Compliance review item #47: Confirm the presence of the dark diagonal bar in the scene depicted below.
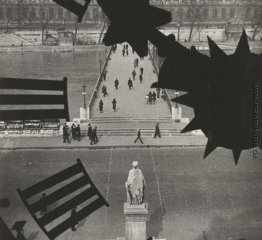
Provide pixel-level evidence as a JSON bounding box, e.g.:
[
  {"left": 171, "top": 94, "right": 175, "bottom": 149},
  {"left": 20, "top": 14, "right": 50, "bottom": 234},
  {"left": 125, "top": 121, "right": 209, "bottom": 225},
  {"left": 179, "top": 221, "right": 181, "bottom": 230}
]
[
  {"left": 30, "top": 176, "right": 89, "bottom": 213},
  {"left": 48, "top": 198, "right": 105, "bottom": 239},
  {"left": 0, "top": 95, "right": 64, "bottom": 105},
  {"left": 38, "top": 187, "right": 97, "bottom": 226},
  {"left": 20, "top": 163, "right": 82, "bottom": 199}
]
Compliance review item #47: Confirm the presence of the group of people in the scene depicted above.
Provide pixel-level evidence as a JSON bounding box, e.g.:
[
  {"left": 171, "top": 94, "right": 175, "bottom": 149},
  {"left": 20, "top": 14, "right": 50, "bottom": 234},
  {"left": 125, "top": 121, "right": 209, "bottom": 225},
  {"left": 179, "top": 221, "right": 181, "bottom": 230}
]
[
  {"left": 122, "top": 44, "right": 129, "bottom": 56},
  {"left": 146, "top": 91, "right": 157, "bottom": 104},
  {"left": 112, "top": 44, "right": 117, "bottom": 53},
  {"left": 134, "top": 123, "right": 161, "bottom": 144},
  {"left": 63, "top": 123, "right": 99, "bottom": 145},
  {"left": 101, "top": 84, "right": 108, "bottom": 97},
  {"left": 63, "top": 123, "right": 81, "bottom": 143},
  {"left": 97, "top": 43, "right": 147, "bottom": 114},
  {"left": 99, "top": 98, "right": 117, "bottom": 113},
  {"left": 88, "top": 123, "right": 99, "bottom": 145}
]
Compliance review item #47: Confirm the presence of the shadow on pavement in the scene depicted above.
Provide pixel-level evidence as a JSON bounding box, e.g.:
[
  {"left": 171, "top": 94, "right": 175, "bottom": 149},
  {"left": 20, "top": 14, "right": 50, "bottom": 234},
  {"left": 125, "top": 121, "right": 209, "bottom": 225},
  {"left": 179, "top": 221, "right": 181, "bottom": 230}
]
[
  {"left": 146, "top": 207, "right": 164, "bottom": 239},
  {"left": 27, "top": 231, "right": 39, "bottom": 240}
]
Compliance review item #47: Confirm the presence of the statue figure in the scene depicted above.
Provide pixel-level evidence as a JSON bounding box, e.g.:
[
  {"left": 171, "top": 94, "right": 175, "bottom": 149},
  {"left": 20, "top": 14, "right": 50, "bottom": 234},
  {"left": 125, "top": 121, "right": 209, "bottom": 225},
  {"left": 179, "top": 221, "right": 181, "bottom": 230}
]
[{"left": 125, "top": 161, "right": 146, "bottom": 205}]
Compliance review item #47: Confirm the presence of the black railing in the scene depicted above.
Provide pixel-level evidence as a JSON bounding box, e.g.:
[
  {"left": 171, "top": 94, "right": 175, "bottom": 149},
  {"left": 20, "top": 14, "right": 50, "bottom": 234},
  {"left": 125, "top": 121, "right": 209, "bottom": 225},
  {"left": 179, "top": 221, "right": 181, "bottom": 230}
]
[
  {"left": 87, "top": 46, "right": 113, "bottom": 118},
  {"left": 148, "top": 45, "right": 173, "bottom": 114}
]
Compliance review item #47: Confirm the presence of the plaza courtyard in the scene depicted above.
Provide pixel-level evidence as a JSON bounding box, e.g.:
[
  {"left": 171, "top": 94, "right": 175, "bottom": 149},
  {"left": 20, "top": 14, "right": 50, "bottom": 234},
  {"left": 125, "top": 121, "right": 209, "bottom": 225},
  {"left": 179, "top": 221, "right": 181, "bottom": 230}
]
[{"left": 0, "top": 147, "right": 261, "bottom": 240}]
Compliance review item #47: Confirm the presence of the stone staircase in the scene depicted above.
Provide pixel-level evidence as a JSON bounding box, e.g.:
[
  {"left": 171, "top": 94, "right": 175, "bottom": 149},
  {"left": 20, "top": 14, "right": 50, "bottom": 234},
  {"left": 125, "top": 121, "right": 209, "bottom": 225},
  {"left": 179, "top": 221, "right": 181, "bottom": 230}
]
[
  {"left": 89, "top": 117, "right": 173, "bottom": 123},
  {"left": 0, "top": 34, "right": 34, "bottom": 46}
]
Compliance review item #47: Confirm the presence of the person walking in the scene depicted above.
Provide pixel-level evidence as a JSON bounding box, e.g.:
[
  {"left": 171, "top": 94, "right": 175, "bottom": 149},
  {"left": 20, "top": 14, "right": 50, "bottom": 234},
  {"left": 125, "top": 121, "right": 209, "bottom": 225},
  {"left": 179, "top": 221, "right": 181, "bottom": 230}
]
[
  {"left": 128, "top": 78, "right": 133, "bottom": 90},
  {"left": 87, "top": 123, "right": 92, "bottom": 140},
  {"left": 102, "top": 84, "right": 107, "bottom": 97},
  {"left": 154, "top": 123, "right": 161, "bottom": 138},
  {"left": 126, "top": 49, "right": 129, "bottom": 56},
  {"left": 91, "top": 126, "right": 98, "bottom": 145},
  {"left": 152, "top": 91, "right": 156, "bottom": 103},
  {"left": 103, "top": 70, "right": 107, "bottom": 81},
  {"left": 139, "top": 74, "right": 143, "bottom": 83},
  {"left": 71, "top": 206, "right": 78, "bottom": 231},
  {"left": 114, "top": 78, "right": 119, "bottom": 90},
  {"left": 76, "top": 124, "right": 81, "bottom": 141},
  {"left": 99, "top": 100, "right": 104, "bottom": 113},
  {"left": 134, "top": 129, "right": 143, "bottom": 144},
  {"left": 112, "top": 98, "right": 117, "bottom": 112},
  {"left": 135, "top": 58, "right": 139, "bottom": 67},
  {"left": 140, "top": 67, "right": 144, "bottom": 75},
  {"left": 122, "top": 48, "right": 125, "bottom": 57},
  {"left": 148, "top": 91, "right": 152, "bottom": 104},
  {"left": 132, "top": 69, "right": 136, "bottom": 80},
  {"left": 63, "top": 123, "right": 70, "bottom": 143},
  {"left": 71, "top": 123, "right": 76, "bottom": 140}
]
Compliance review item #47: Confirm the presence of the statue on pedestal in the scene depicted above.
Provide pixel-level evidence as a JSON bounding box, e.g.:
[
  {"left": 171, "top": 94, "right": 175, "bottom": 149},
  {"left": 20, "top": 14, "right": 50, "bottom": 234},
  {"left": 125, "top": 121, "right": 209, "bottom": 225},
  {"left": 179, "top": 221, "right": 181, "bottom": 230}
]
[{"left": 125, "top": 161, "right": 146, "bottom": 205}]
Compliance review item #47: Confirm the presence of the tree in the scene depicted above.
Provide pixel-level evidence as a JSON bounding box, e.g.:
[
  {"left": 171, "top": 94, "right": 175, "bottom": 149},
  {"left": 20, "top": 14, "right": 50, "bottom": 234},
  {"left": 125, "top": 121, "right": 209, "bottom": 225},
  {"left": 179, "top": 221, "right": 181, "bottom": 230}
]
[
  {"left": 251, "top": 7, "right": 262, "bottom": 41},
  {"left": 39, "top": 6, "right": 52, "bottom": 45},
  {"left": 187, "top": 0, "right": 202, "bottom": 42}
]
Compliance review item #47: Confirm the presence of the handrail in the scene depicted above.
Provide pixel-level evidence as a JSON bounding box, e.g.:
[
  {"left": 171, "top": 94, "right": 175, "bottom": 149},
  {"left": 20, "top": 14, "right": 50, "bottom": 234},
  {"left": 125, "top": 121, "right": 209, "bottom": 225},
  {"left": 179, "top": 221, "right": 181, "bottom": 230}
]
[
  {"left": 148, "top": 46, "right": 173, "bottom": 114},
  {"left": 87, "top": 45, "right": 113, "bottom": 118}
]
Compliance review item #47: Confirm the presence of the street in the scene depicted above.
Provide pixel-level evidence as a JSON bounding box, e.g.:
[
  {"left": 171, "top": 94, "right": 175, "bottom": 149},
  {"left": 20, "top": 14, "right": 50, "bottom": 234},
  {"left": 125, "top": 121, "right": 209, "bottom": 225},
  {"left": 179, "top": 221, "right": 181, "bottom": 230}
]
[{"left": 0, "top": 147, "right": 261, "bottom": 240}]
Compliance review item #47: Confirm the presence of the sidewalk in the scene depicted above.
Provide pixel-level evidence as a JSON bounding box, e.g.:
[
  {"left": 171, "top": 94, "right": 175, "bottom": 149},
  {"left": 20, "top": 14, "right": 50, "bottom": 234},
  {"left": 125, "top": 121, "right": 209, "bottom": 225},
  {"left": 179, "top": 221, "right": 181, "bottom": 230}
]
[{"left": 0, "top": 135, "right": 207, "bottom": 150}]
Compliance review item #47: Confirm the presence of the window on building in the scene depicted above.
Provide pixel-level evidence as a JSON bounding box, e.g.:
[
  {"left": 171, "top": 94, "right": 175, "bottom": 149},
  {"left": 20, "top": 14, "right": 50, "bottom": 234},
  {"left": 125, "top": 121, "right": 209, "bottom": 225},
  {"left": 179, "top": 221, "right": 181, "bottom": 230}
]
[
  {"left": 58, "top": 8, "right": 63, "bottom": 19},
  {"left": 203, "top": 8, "right": 208, "bottom": 19},
  {"left": 0, "top": 8, "right": 3, "bottom": 20},
  {"left": 22, "top": 6, "right": 27, "bottom": 20},
  {"left": 66, "top": 10, "right": 71, "bottom": 20},
  {"left": 7, "top": 7, "right": 12, "bottom": 20},
  {"left": 178, "top": 8, "right": 184, "bottom": 22},
  {"left": 186, "top": 8, "right": 191, "bottom": 20},
  {"left": 221, "top": 8, "right": 226, "bottom": 19},
  {"left": 49, "top": 7, "right": 54, "bottom": 19},
  {"left": 230, "top": 8, "right": 235, "bottom": 18},
  {"left": 213, "top": 7, "right": 217, "bottom": 19},
  {"left": 29, "top": 7, "right": 36, "bottom": 21}
]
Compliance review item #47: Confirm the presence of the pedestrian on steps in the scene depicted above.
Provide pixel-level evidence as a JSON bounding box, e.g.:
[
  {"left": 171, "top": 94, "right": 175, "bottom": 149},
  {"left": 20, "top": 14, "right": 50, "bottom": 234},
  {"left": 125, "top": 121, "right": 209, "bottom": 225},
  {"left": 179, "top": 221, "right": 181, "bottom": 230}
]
[
  {"left": 112, "top": 98, "right": 117, "bottom": 112},
  {"left": 134, "top": 129, "right": 143, "bottom": 144},
  {"left": 99, "top": 100, "right": 104, "bottom": 113},
  {"left": 115, "top": 78, "right": 119, "bottom": 90},
  {"left": 154, "top": 123, "right": 161, "bottom": 138}
]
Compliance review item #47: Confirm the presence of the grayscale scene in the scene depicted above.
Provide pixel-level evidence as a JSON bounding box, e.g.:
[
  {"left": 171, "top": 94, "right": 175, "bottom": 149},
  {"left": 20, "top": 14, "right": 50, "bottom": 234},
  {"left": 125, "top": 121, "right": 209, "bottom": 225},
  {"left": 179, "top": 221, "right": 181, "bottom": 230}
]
[{"left": 0, "top": 1, "right": 261, "bottom": 240}]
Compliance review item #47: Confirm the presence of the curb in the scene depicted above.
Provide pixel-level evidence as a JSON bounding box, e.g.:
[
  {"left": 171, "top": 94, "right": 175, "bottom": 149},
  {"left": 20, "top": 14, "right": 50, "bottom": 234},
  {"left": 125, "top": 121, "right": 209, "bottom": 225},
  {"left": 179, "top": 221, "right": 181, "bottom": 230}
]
[{"left": 0, "top": 144, "right": 206, "bottom": 151}]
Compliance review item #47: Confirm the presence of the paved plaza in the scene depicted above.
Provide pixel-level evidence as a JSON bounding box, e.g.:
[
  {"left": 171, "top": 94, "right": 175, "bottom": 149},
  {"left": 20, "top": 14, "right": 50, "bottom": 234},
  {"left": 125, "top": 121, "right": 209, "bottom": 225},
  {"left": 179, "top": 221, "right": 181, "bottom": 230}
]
[
  {"left": 91, "top": 44, "right": 171, "bottom": 119},
  {"left": 0, "top": 148, "right": 261, "bottom": 240}
]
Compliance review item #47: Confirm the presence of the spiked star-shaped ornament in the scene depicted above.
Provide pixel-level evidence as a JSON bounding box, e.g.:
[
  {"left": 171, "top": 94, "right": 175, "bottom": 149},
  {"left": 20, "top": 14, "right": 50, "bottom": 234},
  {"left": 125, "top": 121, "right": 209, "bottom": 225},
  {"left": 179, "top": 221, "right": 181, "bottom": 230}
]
[
  {"left": 97, "top": 0, "right": 171, "bottom": 57},
  {"left": 152, "top": 31, "right": 261, "bottom": 164}
]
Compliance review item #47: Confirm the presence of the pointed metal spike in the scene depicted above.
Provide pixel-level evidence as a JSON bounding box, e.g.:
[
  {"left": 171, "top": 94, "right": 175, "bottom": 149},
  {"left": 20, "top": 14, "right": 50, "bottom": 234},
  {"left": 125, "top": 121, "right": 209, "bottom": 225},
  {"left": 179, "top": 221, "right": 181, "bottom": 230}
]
[
  {"left": 207, "top": 36, "right": 227, "bottom": 58},
  {"left": 181, "top": 118, "right": 201, "bottom": 133},
  {"left": 234, "top": 31, "right": 250, "bottom": 56},
  {"left": 173, "top": 94, "right": 194, "bottom": 107},
  {"left": 203, "top": 140, "right": 217, "bottom": 159},
  {"left": 232, "top": 149, "right": 242, "bottom": 165}
]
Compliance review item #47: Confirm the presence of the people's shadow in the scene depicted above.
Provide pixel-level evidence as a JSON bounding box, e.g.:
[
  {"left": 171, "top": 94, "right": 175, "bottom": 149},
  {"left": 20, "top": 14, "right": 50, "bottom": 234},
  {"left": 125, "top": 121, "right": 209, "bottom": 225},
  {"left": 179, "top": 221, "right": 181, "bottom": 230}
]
[
  {"left": 78, "top": 217, "right": 88, "bottom": 228},
  {"left": 146, "top": 207, "right": 165, "bottom": 239},
  {"left": 27, "top": 231, "right": 40, "bottom": 240}
]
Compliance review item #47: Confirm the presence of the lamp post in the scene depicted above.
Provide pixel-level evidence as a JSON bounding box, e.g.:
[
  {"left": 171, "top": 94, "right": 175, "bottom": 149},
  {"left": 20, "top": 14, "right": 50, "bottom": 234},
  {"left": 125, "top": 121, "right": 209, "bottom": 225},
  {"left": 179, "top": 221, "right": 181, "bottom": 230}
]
[
  {"left": 177, "top": 23, "right": 181, "bottom": 42},
  {"left": 82, "top": 83, "right": 87, "bottom": 109},
  {"left": 175, "top": 91, "right": 179, "bottom": 108}
]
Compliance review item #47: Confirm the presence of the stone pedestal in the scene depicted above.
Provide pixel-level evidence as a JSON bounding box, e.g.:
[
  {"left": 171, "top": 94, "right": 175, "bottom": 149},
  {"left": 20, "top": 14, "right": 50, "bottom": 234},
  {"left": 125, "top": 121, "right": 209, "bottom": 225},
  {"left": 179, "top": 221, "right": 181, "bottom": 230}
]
[
  {"left": 124, "top": 202, "right": 148, "bottom": 240},
  {"left": 172, "top": 106, "right": 182, "bottom": 121},
  {"left": 80, "top": 107, "right": 88, "bottom": 120}
]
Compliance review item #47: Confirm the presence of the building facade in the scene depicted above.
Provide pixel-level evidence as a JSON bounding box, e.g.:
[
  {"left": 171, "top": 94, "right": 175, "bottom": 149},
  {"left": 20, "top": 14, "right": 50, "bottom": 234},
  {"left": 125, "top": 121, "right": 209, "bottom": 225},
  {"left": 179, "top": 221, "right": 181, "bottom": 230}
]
[{"left": 0, "top": 0, "right": 261, "bottom": 30}]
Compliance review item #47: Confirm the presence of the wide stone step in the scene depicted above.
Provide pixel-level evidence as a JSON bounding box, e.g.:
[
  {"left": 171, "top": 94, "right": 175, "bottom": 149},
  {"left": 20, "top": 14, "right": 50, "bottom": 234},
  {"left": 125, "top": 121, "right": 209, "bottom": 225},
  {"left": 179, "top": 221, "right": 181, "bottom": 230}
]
[
  {"left": 81, "top": 128, "right": 190, "bottom": 136},
  {"left": 90, "top": 117, "right": 173, "bottom": 123}
]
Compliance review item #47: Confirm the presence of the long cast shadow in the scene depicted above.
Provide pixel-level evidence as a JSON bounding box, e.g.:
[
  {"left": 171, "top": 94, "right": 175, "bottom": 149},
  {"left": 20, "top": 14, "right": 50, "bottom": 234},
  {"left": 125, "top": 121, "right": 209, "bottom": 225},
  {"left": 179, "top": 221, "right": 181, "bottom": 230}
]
[{"left": 146, "top": 207, "right": 165, "bottom": 239}]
